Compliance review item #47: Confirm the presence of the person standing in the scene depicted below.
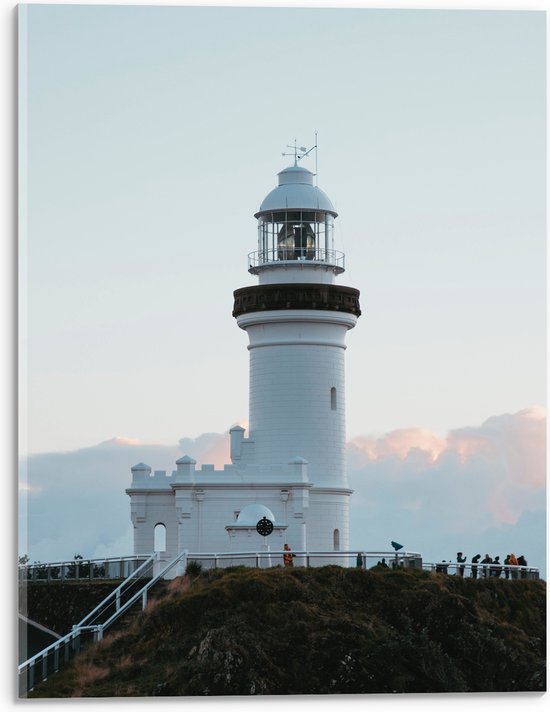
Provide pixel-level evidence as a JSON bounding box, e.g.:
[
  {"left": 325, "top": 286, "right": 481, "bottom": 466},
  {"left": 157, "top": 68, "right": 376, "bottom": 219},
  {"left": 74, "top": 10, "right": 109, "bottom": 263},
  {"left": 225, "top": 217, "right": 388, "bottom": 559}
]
[
  {"left": 517, "top": 554, "right": 528, "bottom": 579},
  {"left": 509, "top": 553, "right": 519, "bottom": 579},
  {"left": 471, "top": 553, "right": 481, "bottom": 579},
  {"left": 481, "top": 554, "right": 492, "bottom": 578},
  {"left": 283, "top": 544, "right": 295, "bottom": 568},
  {"left": 457, "top": 552, "right": 467, "bottom": 577},
  {"left": 504, "top": 554, "right": 511, "bottom": 579}
]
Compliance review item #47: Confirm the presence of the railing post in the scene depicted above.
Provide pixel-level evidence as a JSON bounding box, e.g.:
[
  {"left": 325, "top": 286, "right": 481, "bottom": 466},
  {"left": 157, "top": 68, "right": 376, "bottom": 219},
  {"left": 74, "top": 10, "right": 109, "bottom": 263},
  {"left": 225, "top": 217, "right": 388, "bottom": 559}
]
[
  {"left": 116, "top": 589, "right": 121, "bottom": 611},
  {"left": 142, "top": 589, "right": 148, "bottom": 610},
  {"left": 53, "top": 645, "right": 60, "bottom": 673},
  {"left": 41, "top": 652, "right": 48, "bottom": 682},
  {"left": 181, "top": 550, "right": 188, "bottom": 577}
]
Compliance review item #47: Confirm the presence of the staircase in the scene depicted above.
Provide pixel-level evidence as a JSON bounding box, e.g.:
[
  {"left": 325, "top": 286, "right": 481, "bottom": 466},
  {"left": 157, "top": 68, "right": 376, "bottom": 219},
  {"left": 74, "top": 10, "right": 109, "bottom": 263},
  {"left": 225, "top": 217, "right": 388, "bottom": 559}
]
[{"left": 18, "top": 550, "right": 189, "bottom": 696}]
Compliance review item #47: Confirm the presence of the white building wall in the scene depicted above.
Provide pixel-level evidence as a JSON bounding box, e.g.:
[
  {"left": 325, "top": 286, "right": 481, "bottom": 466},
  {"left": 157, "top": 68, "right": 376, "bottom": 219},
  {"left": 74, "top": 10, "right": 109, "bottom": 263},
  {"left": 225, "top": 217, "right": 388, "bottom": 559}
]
[
  {"left": 307, "top": 490, "right": 350, "bottom": 552},
  {"left": 163, "top": 477, "right": 310, "bottom": 553},
  {"left": 239, "top": 310, "right": 356, "bottom": 489},
  {"left": 128, "top": 479, "right": 350, "bottom": 564},
  {"left": 130, "top": 492, "right": 178, "bottom": 560}
]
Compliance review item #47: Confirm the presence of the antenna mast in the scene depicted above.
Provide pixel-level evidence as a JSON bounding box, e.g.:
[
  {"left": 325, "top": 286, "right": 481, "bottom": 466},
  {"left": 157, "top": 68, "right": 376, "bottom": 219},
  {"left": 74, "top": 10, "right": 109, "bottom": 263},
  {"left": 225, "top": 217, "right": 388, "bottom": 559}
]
[{"left": 314, "top": 130, "right": 318, "bottom": 185}]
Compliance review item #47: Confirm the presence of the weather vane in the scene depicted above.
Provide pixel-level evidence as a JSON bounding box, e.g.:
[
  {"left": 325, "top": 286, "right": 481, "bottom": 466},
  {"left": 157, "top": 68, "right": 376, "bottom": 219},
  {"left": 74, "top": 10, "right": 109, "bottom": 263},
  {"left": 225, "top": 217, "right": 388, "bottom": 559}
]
[{"left": 281, "top": 132, "right": 319, "bottom": 179}]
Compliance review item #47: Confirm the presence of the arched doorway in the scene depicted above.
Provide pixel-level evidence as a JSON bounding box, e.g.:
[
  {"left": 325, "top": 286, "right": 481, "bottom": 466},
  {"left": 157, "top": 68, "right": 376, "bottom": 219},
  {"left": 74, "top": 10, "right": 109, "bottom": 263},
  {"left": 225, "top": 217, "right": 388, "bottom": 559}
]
[{"left": 154, "top": 523, "right": 167, "bottom": 553}]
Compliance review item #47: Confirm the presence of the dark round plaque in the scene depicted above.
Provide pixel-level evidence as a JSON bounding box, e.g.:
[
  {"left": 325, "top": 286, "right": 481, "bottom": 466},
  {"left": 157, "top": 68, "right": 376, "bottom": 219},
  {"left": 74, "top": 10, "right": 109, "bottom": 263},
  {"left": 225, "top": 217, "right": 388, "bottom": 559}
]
[{"left": 256, "top": 516, "right": 274, "bottom": 537}]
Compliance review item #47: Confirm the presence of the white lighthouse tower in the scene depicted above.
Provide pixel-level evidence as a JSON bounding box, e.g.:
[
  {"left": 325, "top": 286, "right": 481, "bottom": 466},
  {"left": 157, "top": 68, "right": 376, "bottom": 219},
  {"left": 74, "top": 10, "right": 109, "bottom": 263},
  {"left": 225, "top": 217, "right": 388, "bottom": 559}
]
[
  {"left": 126, "top": 149, "right": 361, "bottom": 561},
  {"left": 232, "top": 154, "right": 361, "bottom": 551}
]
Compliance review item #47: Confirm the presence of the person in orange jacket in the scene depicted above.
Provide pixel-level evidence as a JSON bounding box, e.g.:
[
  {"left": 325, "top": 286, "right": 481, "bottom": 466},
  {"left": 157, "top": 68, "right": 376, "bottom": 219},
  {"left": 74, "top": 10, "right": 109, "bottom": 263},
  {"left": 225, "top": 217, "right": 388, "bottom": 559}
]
[
  {"left": 508, "top": 553, "right": 519, "bottom": 579},
  {"left": 283, "top": 543, "right": 295, "bottom": 568}
]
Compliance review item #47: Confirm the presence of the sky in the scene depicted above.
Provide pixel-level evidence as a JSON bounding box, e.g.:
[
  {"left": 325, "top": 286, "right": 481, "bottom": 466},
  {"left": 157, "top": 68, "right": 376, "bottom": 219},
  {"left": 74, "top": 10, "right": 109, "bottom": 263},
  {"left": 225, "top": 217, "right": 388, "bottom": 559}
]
[{"left": 17, "top": 3, "right": 546, "bottom": 575}]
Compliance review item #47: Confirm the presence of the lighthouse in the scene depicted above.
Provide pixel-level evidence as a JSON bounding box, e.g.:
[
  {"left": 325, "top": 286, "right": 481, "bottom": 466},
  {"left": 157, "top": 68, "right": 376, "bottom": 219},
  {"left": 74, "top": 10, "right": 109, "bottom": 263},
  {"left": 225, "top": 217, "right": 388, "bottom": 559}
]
[
  {"left": 127, "top": 150, "right": 361, "bottom": 561},
  {"left": 232, "top": 157, "right": 361, "bottom": 550}
]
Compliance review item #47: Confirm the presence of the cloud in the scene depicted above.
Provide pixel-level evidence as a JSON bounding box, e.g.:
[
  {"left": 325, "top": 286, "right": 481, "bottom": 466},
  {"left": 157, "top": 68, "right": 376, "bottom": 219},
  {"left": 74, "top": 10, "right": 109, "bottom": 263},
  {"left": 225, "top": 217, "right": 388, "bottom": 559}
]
[
  {"left": 348, "top": 407, "right": 546, "bottom": 575},
  {"left": 19, "top": 410, "right": 546, "bottom": 576},
  {"left": 349, "top": 428, "right": 446, "bottom": 464},
  {"left": 178, "top": 432, "right": 230, "bottom": 469},
  {"left": 19, "top": 431, "right": 231, "bottom": 563},
  {"left": 348, "top": 407, "right": 546, "bottom": 525}
]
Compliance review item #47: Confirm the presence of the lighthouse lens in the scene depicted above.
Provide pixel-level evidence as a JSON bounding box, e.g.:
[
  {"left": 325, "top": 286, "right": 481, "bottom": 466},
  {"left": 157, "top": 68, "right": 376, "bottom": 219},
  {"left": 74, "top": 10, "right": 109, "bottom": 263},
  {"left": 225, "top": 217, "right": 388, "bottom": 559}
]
[{"left": 277, "top": 221, "right": 315, "bottom": 261}]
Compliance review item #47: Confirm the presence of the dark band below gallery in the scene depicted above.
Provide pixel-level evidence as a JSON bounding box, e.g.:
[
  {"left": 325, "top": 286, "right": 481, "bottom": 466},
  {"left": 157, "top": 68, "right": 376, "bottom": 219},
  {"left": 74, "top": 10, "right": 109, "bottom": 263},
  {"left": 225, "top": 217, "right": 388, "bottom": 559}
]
[{"left": 232, "top": 283, "right": 361, "bottom": 318}]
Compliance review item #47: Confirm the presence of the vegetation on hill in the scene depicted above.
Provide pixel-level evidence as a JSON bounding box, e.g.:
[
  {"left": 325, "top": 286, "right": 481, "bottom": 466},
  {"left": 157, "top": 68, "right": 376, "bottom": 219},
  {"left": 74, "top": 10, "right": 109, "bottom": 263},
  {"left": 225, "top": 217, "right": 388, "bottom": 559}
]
[
  {"left": 21, "top": 581, "right": 123, "bottom": 636},
  {"left": 28, "top": 566, "right": 546, "bottom": 697}
]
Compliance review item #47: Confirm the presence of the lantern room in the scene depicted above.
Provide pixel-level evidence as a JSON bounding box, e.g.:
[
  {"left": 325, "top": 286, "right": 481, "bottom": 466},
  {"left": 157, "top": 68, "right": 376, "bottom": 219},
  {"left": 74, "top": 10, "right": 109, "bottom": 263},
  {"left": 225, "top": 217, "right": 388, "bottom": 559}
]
[{"left": 250, "top": 164, "right": 345, "bottom": 275}]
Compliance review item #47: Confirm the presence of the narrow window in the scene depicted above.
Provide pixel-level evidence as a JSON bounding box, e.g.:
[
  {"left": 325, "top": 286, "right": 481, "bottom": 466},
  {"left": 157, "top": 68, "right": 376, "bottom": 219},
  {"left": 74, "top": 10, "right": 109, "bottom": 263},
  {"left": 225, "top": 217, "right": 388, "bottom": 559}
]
[
  {"left": 330, "top": 387, "right": 337, "bottom": 410},
  {"left": 333, "top": 529, "right": 340, "bottom": 551},
  {"left": 154, "top": 523, "right": 167, "bottom": 553}
]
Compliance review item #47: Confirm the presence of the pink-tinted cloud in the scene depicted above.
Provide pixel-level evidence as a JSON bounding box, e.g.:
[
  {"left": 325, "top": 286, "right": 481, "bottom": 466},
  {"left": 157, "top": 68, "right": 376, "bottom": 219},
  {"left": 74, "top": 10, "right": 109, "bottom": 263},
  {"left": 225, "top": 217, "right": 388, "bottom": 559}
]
[
  {"left": 349, "top": 428, "right": 446, "bottom": 464},
  {"left": 348, "top": 407, "right": 546, "bottom": 527}
]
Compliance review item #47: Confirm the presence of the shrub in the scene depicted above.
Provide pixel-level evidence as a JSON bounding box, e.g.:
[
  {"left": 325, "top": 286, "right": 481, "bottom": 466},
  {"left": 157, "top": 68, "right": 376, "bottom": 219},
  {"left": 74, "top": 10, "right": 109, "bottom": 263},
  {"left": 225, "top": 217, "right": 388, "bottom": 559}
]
[{"left": 185, "top": 560, "right": 203, "bottom": 578}]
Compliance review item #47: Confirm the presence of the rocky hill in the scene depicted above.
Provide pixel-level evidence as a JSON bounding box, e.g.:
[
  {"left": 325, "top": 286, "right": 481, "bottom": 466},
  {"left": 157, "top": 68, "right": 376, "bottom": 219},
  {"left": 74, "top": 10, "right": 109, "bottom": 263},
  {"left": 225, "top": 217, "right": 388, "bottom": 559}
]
[{"left": 27, "top": 565, "right": 546, "bottom": 697}]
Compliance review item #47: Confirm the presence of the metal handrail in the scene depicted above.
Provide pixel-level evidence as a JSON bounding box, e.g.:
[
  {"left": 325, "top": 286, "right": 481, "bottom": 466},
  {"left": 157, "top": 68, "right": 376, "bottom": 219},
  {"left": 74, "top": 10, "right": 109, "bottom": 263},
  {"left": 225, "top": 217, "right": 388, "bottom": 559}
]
[
  {"left": 184, "top": 549, "right": 421, "bottom": 563},
  {"left": 19, "top": 555, "right": 151, "bottom": 582},
  {"left": 181, "top": 550, "right": 539, "bottom": 578},
  {"left": 18, "top": 553, "right": 159, "bottom": 694},
  {"left": 75, "top": 553, "right": 156, "bottom": 628},
  {"left": 426, "top": 561, "right": 538, "bottom": 577},
  {"left": 248, "top": 247, "right": 345, "bottom": 269},
  {"left": 20, "top": 554, "right": 148, "bottom": 570},
  {"left": 96, "top": 549, "right": 190, "bottom": 637}
]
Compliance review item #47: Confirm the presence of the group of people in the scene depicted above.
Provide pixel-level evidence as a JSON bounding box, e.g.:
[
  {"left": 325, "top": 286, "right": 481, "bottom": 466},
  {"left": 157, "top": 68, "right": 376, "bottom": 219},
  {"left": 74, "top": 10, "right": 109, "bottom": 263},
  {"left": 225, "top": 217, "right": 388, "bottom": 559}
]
[
  {"left": 358, "top": 555, "right": 399, "bottom": 569},
  {"left": 284, "top": 546, "right": 529, "bottom": 577},
  {"left": 457, "top": 551, "right": 529, "bottom": 579}
]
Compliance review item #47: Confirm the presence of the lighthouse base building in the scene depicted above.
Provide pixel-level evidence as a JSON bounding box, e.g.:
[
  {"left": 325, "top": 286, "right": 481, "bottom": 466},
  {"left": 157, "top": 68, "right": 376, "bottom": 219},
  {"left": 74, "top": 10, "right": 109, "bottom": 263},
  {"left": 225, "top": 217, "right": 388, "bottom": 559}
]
[
  {"left": 128, "top": 444, "right": 351, "bottom": 562},
  {"left": 127, "top": 154, "right": 361, "bottom": 566}
]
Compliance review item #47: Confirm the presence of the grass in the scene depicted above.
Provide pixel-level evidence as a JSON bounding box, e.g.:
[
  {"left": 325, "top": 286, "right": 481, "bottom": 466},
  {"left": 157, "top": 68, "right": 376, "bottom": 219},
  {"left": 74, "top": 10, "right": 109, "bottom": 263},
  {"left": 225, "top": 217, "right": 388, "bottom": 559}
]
[{"left": 26, "top": 566, "right": 546, "bottom": 697}]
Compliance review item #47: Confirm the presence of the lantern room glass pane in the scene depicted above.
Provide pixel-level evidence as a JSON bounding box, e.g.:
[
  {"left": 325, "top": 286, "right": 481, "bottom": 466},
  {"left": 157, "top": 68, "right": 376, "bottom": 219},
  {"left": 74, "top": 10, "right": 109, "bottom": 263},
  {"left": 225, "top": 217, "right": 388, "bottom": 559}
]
[{"left": 258, "top": 210, "right": 336, "bottom": 263}]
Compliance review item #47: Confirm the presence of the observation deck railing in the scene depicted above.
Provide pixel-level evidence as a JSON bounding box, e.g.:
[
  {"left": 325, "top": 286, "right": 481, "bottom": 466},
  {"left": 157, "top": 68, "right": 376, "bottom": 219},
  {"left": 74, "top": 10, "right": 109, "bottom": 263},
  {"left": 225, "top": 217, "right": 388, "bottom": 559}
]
[
  {"left": 18, "top": 555, "right": 151, "bottom": 583},
  {"left": 19, "top": 551, "right": 540, "bottom": 582},
  {"left": 248, "top": 247, "right": 345, "bottom": 271},
  {"left": 179, "top": 550, "right": 540, "bottom": 580}
]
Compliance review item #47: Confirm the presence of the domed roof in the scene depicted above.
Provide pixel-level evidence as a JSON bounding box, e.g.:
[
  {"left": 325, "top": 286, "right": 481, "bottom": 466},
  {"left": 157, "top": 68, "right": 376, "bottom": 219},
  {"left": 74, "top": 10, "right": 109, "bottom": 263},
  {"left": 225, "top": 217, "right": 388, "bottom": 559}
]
[
  {"left": 236, "top": 503, "right": 275, "bottom": 525},
  {"left": 131, "top": 462, "right": 151, "bottom": 472},
  {"left": 256, "top": 164, "right": 337, "bottom": 216}
]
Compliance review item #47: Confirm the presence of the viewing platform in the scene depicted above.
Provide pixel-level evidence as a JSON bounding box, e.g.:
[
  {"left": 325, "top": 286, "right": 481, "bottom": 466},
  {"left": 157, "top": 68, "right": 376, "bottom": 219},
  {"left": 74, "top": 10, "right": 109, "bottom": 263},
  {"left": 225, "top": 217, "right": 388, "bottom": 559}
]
[{"left": 19, "top": 551, "right": 541, "bottom": 582}]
